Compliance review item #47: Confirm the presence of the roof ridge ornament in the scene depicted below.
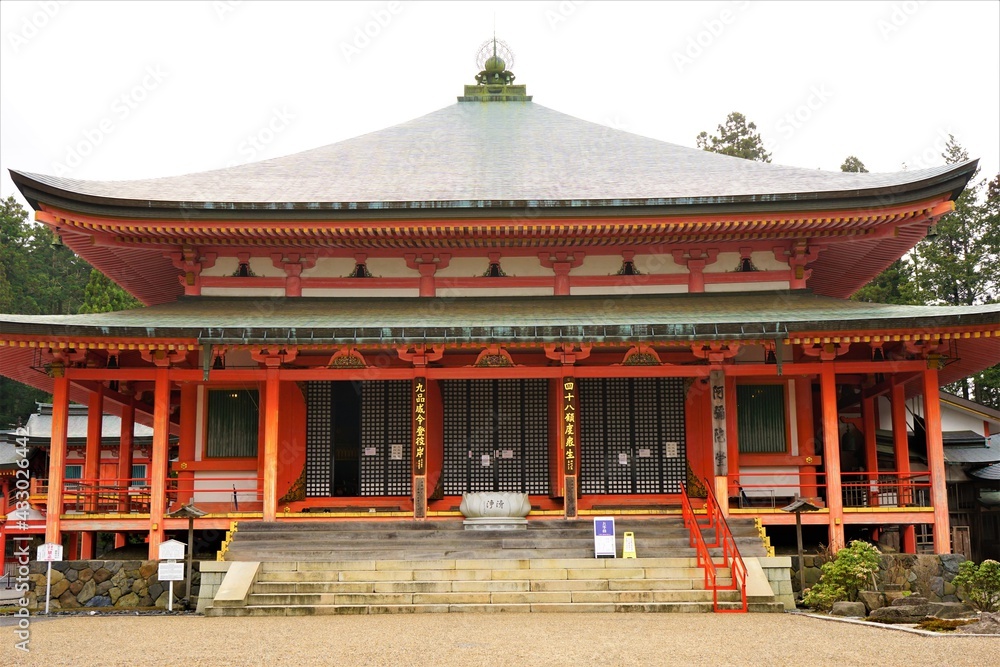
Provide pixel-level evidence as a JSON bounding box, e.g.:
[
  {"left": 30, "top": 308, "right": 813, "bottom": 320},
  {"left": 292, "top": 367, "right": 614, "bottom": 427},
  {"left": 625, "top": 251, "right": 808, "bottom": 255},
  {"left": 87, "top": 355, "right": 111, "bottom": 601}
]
[{"left": 460, "top": 37, "right": 532, "bottom": 103}]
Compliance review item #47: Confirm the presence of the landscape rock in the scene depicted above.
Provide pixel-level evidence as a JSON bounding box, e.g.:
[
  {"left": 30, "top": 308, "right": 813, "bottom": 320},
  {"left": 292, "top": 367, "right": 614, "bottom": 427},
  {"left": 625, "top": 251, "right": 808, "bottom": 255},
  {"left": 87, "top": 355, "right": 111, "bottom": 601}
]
[
  {"left": 93, "top": 568, "right": 112, "bottom": 584},
  {"left": 858, "top": 591, "right": 885, "bottom": 613},
  {"left": 869, "top": 602, "right": 932, "bottom": 623},
  {"left": 49, "top": 578, "right": 70, "bottom": 599},
  {"left": 928, "top": 602, "right": 976, "bottom": 619},
  {"left": 957, "top": 612, "right": 1000, "bottom": 635},
  {"left": 77, "top": 578, "right": 96, "bottom": 604},
  {"left": 78, "top": 568, "right": 94, "bottom": 583},
  {"left": 116, "top": 592, "right": 140, "bottom": 608},
  {"left": 831, "top": 601, "right": 866, "bottom": 617}
]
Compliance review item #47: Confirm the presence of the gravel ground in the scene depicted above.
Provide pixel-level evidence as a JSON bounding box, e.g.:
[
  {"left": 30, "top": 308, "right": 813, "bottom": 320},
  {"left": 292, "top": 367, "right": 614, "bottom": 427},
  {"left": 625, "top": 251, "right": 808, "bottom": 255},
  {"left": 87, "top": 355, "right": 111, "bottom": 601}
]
[{"left": 2, "top": 612, "right": 998, "bottom": 667}]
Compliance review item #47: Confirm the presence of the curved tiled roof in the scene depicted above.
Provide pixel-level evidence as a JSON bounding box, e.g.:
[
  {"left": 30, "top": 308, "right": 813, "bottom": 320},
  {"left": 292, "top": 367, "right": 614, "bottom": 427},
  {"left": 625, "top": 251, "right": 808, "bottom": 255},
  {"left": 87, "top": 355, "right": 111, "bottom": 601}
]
[{"left": 11, "top": 102, "right": 978, "bottom": 211}]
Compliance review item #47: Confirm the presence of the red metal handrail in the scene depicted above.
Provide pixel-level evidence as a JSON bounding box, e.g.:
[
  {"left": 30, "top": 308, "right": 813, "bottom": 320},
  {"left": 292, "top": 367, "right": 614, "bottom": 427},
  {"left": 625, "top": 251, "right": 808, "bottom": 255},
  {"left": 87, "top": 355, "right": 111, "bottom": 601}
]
[
  {"left": 701, "top": 478, "right": 748, "bottom": 613},
  {"left": 679, "top": 482, "right": 719, "bottom": 609}
]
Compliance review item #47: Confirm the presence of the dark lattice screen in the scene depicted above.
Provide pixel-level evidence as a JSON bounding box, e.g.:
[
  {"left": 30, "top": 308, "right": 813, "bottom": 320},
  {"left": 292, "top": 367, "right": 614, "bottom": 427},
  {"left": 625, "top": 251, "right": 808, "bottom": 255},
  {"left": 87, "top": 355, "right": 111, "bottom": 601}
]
[
  {"left": 442, "top": 379, "right": 549, "bottom": 495},
  {"left": 305, "top": 382, "right": 334, "bottom": 497},
  {"left": 360, "top": 381, "right": 412, "bottom": 496},
  {"left": 306, "top": 381, "right": 411, "bottom": 497},
  {"left": 579, "top": 378, "right": 687, "bottom": 494}
]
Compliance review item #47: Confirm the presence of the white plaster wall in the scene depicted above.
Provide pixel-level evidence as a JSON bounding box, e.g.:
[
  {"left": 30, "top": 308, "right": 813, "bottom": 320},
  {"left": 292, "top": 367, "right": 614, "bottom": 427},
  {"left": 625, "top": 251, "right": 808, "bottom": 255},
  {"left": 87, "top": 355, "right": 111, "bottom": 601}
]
[
  {"left": 705, "top": 281, "right": 790, "bottom": 292},
  {"left": 738, "top": 466, "right": 800, "bottom": 500},
  {"left": 436, "top": 257, "right": 490, "bottom": 277},
  {"left": 877, "top": 395, "right": 993, "bottom": 436},
  {"left": 202, "top": 257, "right": 238, "bottom": 277},
  {"left": 637, "top": 253, "right": 685, "bottom": 275},
  {"left": 301, "top": 257, "right": 357, "bottom": 279},
  {"left": 365, "top": 257, "right": 416, "bottom": 277},
  {"left": 436, "top": 286, "right": 553, "bottom": 298},
  {"left": 576, "top": 254, "right": 625, "bottom": 276},
  {"left": 192, "top": 470, "right": 258, "bottom": 505},
  {"left": 201, "top": 287, "right": 286, "bottom": 298},
  {"left": 570, "top": 283, "right": 688, "bottom": 296},
  {"left": 301, "top": 287, "right": 420, "bottom": 297},
  {"left": 704, "top": 252, "right": 742, "bottom": 274}
]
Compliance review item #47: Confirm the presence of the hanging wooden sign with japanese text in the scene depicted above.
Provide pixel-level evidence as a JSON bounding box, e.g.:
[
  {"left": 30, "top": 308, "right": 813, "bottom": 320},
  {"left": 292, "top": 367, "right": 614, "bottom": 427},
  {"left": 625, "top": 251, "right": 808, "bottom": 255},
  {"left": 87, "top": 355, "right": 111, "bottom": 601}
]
[
  {"left": 413, "top": 378, "right": 427, "bottom": 475},
  {"left": 563, "top": 377, "right": 577, "bottom": 475},
  {"left": 710, "top": 370, "right": 728, "bottom": 476}
]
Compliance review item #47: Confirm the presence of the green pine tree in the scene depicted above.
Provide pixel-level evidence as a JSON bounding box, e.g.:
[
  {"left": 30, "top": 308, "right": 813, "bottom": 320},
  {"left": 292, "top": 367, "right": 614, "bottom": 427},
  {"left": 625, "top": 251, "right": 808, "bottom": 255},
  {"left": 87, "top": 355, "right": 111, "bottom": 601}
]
[{"left": 696, "top": 112, "right": 772, "bottom": 162}]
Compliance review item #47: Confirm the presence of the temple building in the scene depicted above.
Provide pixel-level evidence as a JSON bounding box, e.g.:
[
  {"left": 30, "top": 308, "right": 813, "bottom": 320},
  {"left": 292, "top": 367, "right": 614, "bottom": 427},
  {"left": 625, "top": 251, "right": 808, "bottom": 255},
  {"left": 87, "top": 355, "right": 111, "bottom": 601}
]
[{"left": 2, "top": 46, "right": 998, "bottom": 566}]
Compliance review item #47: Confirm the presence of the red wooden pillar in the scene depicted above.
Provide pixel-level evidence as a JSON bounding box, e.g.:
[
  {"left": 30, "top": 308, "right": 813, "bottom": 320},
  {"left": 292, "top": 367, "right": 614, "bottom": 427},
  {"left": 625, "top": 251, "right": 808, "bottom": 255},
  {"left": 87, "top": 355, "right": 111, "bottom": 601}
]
[
  {"left": 177, "top": 384, "right": 197, "bottom": 505},
  {"left": 795, "top": 376, "right": 818, "bottom": 500},
  {"left": 923, "top": 366, "right": 950, "bottom": 554},
  {"left": 262, "top": 367, "right": 280, "bottom": 522},
  {"left": 80, "top": 386, "right": 104, "bottom": 558},
  {"left": 862, "top": 395, "right": 879, "bottom": 507},
  {"left": 115, "top": 396, "right": 135, "bottom": 548},
  {"left": 148, "top": 365, "right": 170, "bottom": 559},
  {"left": 820, "top": 364, "right": 845, "bottom": 551},
  {"left": 46, "top": 373, "right": 70, "bottom": 546},
  {"left": 890, "top": 378, "right": 915, "bottom": 552}
]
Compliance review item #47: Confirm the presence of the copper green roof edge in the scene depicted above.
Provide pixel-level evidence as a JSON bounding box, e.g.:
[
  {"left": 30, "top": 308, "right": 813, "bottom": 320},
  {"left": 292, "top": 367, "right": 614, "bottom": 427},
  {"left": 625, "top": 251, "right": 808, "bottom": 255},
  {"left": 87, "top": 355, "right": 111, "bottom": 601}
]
[{"left": 1, "top": 293, "right": 997, "bottom": 344}]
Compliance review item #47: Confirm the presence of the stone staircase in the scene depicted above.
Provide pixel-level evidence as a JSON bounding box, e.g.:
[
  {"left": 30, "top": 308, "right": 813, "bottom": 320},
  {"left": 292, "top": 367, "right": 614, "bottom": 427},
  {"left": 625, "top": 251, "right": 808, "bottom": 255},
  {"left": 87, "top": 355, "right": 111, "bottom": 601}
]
[{"left": 205, "top": 518, "right": 784, "bottom": 615}]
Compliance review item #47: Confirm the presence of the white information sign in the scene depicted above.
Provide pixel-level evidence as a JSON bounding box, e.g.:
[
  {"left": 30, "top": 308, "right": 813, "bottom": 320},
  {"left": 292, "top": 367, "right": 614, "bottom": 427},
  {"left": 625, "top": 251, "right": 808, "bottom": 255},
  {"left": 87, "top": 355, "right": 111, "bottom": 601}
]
[
  {"left": 481, "top": 454, "right": 491, "bottom": 467},
  {"left": 158, "top": 539, "right": 185, "bottom": 561},
  {"left": 390, "top": 444, "right": 403, "bottom": 460},
  {"left": 364, "top": 447, "right": 377, "bottom": 456},
  {"left": 593, "top": 517, "right": 616, "bottom": 558},
  {"left": 638, "top": 448, "right": 651, "bottom": 458},
  {"left": 37, "top": 543, "right": 64, "bottom": 562},
  {"left": 158, "top": 562, "right": 185, "bottom": 581},
  {"left": 501, "top": 449, "right": 514, "bottom": 459},
  {"left": 665, "top": 442, "right": 679, "bottom": 458},
  {"left": 618, "top": 452, "right": 628, "bottom": 465}
]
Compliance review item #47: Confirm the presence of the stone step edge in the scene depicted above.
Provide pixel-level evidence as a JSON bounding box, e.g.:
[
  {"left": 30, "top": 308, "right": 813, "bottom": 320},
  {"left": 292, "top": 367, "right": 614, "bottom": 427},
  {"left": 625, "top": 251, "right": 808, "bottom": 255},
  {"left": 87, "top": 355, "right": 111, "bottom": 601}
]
[{"left": 205, "top": 601, "right": 725, "bottom": 615}]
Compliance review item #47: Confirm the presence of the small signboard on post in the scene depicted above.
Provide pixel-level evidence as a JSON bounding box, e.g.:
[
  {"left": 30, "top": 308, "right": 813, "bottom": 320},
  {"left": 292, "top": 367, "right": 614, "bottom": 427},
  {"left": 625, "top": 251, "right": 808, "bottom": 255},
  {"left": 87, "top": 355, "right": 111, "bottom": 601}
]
[
  {"left": 158, "top": 562, "right": 185, "bottom": 581},
  {"left": 593, "top": 516, "right": 616, "bottom": 558},
  {"left": 37, "top": 543, "right": 64, "bottom": 615},
  {"left": 158, "top": 539, "right": 186, "bottom": 611},
  {"left": 158, "top": 539, "right": 185, "bottom": 561},
  {"left": 37, "top": 543, "right": 63, "bottom": 562}
]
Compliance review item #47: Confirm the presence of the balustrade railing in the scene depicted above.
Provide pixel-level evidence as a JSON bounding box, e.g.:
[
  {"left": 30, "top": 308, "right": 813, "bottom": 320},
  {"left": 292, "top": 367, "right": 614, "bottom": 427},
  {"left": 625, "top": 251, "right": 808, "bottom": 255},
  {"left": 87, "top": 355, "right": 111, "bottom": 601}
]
[
  {"left": 734, "top": 470, "right": 932, "bottom": 510},
  {"left": 36, "top": 476, "right": 263, "bottom": 515}
]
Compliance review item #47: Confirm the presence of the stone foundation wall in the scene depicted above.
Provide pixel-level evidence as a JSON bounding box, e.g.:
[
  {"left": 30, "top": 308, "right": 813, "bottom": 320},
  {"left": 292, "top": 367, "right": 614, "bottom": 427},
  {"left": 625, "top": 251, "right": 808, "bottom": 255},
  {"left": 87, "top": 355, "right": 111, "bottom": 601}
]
[
  {"left": 25, "top": 560, "right": 203, "bottom": 611},
  {"left": 757, "top": 556, "right": 796, "bottom": 610},
  {"left": 195, "top": 562, "right": 231, "bottom": 614},
  {"left": 789, "top": 553, "right": 965, "bottom": 602}
]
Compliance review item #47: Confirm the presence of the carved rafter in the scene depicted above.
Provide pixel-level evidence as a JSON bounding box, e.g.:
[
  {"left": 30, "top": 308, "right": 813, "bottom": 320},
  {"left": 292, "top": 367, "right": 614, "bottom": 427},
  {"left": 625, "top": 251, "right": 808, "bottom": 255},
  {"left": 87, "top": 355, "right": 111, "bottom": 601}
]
[
  {"left": 691, "top": 342, "right": 739, "bottom": 364},
  {"left": 801, "top": 342, "right": 851, "bottom": 361},
  {"left": 326, "top": 347, "right": 366, "bottom": 368},
  {"left": 620, "top": 344, "right": 662, "bottom": 366},
  {"left": 169, "top": 246, "right": 217, "bottom": 290},
  {"left": 472, "top": 345, "right": 516, "bottom": 368},
  {"left": 397, "top": 344, "right": 445, "bottom": 367},
  {"left": 251, "top": 346, "right": 299, "bottom": 368},
  {"left": 543, "top": 343, "right": 593, "bottom": 365},
  {"left": 270, "top": 252, "right": 317, "bottom": 277}
]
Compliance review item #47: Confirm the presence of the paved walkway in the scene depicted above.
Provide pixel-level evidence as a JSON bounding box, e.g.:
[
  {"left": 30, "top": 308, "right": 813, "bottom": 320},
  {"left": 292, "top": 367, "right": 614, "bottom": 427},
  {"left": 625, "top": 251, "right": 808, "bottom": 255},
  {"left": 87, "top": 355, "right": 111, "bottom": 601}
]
[{"left": 2, "top": 612, "right": 997, "bottom": 666}]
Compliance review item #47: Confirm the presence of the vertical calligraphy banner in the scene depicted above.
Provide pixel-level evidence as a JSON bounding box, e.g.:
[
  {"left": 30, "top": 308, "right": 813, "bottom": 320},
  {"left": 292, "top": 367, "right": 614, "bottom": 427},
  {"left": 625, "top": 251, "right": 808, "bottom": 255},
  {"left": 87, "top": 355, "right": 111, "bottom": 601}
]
[
  {"left": 413, "top": 377, "right": 427, "bottom": 519},
  {"left": 562, "top": 377, "right": 577, "bottom": 475},
  {"left": 710, "top": 370, "right": 728, "bottom": 476},
  {"left": 413, "top": 378, "right": 427, "bottom": 475}
]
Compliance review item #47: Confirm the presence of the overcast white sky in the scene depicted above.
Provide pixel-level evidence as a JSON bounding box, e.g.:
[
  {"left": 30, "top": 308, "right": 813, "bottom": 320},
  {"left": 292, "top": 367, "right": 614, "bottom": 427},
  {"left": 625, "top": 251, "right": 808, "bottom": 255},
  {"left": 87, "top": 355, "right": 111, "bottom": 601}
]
[{"left": 1, "top": 0, "right": 998, "bottom": 209}]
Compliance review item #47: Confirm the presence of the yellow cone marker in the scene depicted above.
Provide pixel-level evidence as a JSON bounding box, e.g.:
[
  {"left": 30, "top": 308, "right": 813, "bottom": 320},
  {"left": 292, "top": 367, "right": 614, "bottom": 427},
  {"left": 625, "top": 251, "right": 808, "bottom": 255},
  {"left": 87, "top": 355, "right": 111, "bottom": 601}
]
[{"left": 623, "top": 531, "right": 636, "bottom": 559}]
